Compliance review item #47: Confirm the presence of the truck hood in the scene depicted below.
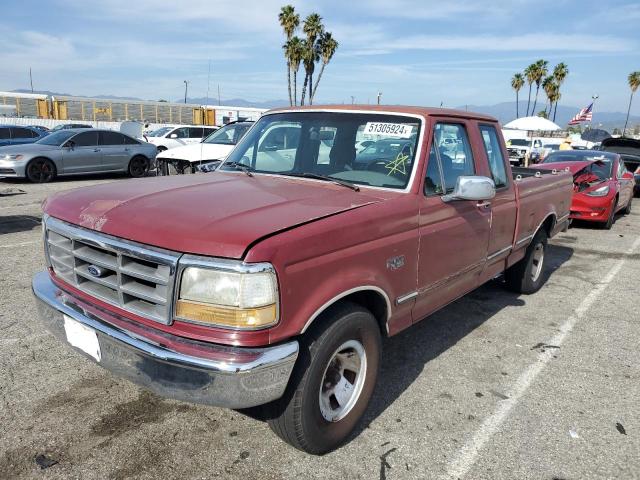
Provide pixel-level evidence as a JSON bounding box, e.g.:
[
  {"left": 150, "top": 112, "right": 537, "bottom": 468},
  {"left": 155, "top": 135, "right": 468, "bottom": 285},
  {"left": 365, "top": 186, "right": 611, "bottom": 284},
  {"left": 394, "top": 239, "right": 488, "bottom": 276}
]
[
  {"left": 156, "top": 143, "right": 233, "bottom": 163},
  {"left": 43, "top": 172, "right": 385, "bottom": 259}
]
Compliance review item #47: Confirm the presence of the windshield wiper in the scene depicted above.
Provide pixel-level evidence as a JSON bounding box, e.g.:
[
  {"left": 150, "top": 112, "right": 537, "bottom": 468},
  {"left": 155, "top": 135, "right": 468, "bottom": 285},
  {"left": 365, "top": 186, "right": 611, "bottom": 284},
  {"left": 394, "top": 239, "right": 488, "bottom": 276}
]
[
  {"left": 281, "top": 172, "right": 360, "bottom": 191},
  {"left": 223, "top": 161, "right": 253, "bottom": 177}
]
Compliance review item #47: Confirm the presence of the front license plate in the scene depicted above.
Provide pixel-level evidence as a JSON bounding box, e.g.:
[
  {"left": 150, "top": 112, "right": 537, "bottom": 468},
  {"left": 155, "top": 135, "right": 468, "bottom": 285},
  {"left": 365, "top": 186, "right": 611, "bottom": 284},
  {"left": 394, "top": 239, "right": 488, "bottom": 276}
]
[{"left": 63, "top": 315, "right": 101, "bottom": 362}]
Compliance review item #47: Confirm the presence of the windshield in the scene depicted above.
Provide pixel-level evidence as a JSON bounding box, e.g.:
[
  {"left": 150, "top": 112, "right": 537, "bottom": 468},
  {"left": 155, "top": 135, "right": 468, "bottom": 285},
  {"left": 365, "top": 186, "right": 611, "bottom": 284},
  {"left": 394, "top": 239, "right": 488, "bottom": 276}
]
[
  {"left": 509, "top": 139, "right": 529, "bottom": 147},
  {"left": 36, "top": 130, "right": 77, "bottom": 146},
  {"left": 222, "top": 112, "right": 421, "bottom": 190},
  {"left": 203, "top": 123, "right": 250, "bottom": 145},
  {"left": 147, "top": 127, "right": 172, "bottom": 137},
  {"left": 543, "top": 150, "right": 617, "bottom": 166}
]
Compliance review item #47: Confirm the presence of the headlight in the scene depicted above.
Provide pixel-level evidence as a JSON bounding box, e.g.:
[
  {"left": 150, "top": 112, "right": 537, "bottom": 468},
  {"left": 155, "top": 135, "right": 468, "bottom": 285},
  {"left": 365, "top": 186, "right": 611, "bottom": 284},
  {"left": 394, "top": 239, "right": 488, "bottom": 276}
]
[
  {"left": 3, "top": 154, "right": 23, "bottom": 160},
  {"left": 176, "top": 260, "right": 278, "bottom": 329},
  {"left": 586, "top": 185, "right": 610, "bottom": 197}
]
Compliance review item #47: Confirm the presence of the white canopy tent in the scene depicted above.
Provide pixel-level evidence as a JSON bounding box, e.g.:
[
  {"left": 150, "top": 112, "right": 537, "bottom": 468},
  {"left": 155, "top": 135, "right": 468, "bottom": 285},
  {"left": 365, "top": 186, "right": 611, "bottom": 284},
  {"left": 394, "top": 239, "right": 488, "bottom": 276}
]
[{"left": 503, "top": 116, "right": 561, "bottom": 131}]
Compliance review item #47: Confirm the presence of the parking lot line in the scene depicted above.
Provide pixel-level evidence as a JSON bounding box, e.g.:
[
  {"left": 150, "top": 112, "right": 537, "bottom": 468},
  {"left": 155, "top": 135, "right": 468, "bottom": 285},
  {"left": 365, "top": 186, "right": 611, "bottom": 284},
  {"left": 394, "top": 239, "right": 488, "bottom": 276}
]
[
  {"left": 444, "top": 235, "right": 640, "bottom": 480},
  {"left": 0, "top": 240, "right": 39, "bottom": 249}
]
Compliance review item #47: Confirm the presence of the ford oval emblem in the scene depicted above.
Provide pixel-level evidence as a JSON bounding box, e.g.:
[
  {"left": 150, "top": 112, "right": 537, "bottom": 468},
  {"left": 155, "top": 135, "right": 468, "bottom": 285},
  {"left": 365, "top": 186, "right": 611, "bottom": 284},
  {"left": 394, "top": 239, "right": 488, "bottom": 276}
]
[{"left": 87, "top": 265, "right": 106, "bottom": 277}]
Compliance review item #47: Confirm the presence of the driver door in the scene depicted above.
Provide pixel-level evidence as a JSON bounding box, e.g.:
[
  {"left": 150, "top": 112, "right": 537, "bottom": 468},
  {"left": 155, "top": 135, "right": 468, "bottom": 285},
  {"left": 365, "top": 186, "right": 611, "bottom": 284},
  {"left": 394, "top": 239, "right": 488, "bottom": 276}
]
[
  {"left": 412, "top": 120, "right": 492, "bottom": 323},
  {"left": 61, "top": 131, "right": 102, "bottom": 174}
]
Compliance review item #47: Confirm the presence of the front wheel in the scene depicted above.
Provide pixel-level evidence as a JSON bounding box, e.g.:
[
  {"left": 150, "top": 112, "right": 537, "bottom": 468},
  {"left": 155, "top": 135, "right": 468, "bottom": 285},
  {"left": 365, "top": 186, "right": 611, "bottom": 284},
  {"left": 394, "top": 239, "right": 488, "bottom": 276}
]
[
  {"left": 26, "top": 158, "right": 56, "bottom": 183},
  {"left": 266, "top": 303, "right": 381, "bottom": 454},
  {"left": 603, "top": 198, "right": 617, "bottom": 230},
  {"left": 128, "top": 156, "right": 150, "bottom": 178},
  {"left": 505, "top": 229, "right": 548, "bottom": 294},
  {"left": 624, "top": 197, "right": 632, "bottom": 215}
]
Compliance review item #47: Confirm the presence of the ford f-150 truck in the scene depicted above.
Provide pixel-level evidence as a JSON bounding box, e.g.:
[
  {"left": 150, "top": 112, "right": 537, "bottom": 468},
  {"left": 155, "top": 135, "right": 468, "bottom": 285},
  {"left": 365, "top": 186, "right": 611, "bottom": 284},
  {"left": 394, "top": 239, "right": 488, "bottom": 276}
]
[{"left": 33, "top": 106, "right": 572, "bottom": 454}]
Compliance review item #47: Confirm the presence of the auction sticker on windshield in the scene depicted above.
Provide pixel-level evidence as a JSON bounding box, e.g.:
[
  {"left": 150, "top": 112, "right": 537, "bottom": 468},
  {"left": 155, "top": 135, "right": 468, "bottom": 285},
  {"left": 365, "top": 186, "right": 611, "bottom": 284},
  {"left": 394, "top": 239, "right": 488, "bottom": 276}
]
[{"left": 364, "top": 122, "right": 414, "bottom": 138}]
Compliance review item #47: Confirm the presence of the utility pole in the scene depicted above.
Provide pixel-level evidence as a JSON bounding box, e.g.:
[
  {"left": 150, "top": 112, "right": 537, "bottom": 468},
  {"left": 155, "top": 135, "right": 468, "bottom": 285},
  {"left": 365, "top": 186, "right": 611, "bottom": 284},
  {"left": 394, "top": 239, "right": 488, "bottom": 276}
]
[
  {"left": 350, "top": 96, "right": 355, "bottom": 105},
  {"left": 183, "top": 80, "right": 189, "bottom": 104},
  {"left": 29, "top": 67, "right": 34, "bottom": 93},
  {"left": 377, "top": 92, "right": 382, "bottom": 105}
]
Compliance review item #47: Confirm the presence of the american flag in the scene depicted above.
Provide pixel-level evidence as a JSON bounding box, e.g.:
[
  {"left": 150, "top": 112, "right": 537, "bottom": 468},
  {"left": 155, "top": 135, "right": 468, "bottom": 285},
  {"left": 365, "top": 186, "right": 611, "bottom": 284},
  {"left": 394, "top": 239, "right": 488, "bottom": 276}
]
[{"left": 568, "top": 103, "right": 593, "bottom": 125}]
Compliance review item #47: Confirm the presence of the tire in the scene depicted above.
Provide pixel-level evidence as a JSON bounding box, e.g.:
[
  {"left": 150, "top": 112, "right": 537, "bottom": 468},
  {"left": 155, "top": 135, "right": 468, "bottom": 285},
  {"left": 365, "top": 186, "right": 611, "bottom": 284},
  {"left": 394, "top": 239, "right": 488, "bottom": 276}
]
[
  {"left": 128, "top": 156, "right": 150, "bottom": 178},
  {"left": 26, "top": 158, "right": 56, "bottom": 183},
  {"left": 505, "top": 229, "right": 548, "bottom": 294},
  {"left": 602, "top": 197, "right": 617, "bottom": 230},
  {"left": 266, "top": 302, "right": 381, "bottom": 454},
  {"left": 624, "top": 196, "right": 632, "bottom": 215}
]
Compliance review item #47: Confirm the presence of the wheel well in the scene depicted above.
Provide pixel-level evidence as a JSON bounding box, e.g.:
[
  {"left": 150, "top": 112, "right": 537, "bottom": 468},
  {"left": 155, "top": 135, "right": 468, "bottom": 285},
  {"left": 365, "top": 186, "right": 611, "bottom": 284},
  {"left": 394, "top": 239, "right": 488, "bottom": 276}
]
[
  {"left": 306, "top": 289, "right": 390, "bottom": 337},
  {"left": 541, "top": 214, "right": 556, "bottom": 237}
]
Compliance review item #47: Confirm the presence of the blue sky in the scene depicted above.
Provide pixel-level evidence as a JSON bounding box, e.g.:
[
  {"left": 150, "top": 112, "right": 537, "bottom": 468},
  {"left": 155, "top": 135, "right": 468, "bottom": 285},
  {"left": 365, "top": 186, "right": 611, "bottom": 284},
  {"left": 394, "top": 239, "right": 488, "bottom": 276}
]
[{"left": 1, "top": 0, "right": 639, "bottom": 112}]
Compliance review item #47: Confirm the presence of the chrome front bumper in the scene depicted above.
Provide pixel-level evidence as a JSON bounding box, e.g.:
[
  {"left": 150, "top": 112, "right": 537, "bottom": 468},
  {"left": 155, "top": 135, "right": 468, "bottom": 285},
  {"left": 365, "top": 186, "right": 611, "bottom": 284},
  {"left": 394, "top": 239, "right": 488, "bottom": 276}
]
[{"left": 32, "top": 271, "right": 299, "bottom": 408}]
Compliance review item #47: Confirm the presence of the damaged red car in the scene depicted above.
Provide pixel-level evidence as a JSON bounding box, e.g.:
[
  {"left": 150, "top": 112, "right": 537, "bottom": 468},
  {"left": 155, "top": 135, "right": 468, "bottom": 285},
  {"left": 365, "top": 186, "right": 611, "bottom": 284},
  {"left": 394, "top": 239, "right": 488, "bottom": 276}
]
[{"left": 537, "top": 150, "right": 634, "bottom": 229}]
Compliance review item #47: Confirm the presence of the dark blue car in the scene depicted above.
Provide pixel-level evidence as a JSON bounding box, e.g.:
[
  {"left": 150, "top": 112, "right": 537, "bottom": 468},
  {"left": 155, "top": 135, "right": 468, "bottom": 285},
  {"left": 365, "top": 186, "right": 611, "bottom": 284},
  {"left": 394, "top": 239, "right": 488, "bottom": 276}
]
[{"left": 0, "top": 125, "right": 47, "bottom": 147}]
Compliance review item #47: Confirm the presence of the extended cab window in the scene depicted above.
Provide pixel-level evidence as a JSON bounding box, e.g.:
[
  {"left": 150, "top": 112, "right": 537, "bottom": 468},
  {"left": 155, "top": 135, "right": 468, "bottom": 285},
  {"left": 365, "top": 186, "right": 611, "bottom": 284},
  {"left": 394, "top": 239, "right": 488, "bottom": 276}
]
[
  {"left": 223, "top": 112, "right": 420, "bottom": 190},
  {"left": 479, "top": 125, "right": 508, "bottom": 188},
  {"left": 433, "top": 123, "right": 475, "bottom": 194}
]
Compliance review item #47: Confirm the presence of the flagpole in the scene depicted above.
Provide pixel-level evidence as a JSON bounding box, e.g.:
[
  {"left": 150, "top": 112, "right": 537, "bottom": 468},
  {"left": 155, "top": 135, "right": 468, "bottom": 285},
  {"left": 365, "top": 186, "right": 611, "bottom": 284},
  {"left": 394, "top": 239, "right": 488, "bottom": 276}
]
[{"left": 590, "top": 94, "right": 599, "bottom": 129}]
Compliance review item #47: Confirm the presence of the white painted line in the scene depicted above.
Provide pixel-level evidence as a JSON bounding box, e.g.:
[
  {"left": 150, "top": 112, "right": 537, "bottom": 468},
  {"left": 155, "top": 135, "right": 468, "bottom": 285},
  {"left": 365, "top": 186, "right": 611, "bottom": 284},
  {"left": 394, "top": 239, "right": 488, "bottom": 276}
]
[
  {"left": 0, "top": 240, "right": 39, "bottom": 249},
  {"left": 444, "top": 235, "right": 640, "bottom": 480}
]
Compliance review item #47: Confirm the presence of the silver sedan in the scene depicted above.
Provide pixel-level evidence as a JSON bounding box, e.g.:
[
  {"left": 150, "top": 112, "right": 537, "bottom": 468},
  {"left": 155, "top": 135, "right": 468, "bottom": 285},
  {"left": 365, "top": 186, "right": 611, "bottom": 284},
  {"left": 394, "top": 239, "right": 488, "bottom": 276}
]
[{"left": 0, "top": 129, "right": 157, "bottom": 183}]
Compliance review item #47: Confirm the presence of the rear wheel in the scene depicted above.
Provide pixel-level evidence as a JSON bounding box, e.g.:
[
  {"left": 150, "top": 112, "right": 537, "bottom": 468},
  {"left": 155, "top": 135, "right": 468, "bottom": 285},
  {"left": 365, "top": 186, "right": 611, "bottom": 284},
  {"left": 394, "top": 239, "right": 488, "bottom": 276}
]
[
  {"left": 26, "top": 158, "right": 56, "bottom": 183},
  {"left": 128, "top": 156, "right": 149, "bottom": 178},
  {"left": 505, "top": 229, "right": 548, "bottom": 294},
  {"left": 266, "top": 303, "right": 381, "bottom": 454}
]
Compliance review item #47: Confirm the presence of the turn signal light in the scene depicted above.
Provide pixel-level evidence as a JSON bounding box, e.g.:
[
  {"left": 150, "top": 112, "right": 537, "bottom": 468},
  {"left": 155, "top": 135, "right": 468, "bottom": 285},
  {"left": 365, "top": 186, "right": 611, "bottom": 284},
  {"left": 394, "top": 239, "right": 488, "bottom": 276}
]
[{"left": 176, "top": 300, "right": 277, "bottom": 329}]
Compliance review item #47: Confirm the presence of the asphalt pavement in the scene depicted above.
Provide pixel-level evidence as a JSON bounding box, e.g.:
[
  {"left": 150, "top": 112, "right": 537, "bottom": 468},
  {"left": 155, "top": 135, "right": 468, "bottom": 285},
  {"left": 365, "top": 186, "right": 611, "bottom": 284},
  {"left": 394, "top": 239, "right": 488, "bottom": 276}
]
[{"left": 0, "top": 174, "right": 638, "bottom": 480}]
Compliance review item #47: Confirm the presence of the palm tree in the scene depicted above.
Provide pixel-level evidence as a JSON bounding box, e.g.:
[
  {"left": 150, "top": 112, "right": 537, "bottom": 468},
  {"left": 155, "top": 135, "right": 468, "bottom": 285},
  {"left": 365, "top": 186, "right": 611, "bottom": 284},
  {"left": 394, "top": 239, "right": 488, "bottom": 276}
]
[
  {"left": 284, "top": 37, "right": 304, "bottom": 106},
  {"left": 542, "top": 76, "right": 556, "bottom": 116},
  {"left": 531, "top": 59, "right": 548, "bottom": 115},
  {"left": 279, "top": 5, "right": 300, "bottom": 106},
  {"left": 511, "top": 73, "right": 524, "bottom": 118},
  {"left": 524, "top": 64, "right": 536, "bottom": 116},
  {"left": 623, "top": 71, "right": 640, "bottom": 136},
  {"left": 301, "top": 13, "right": 324, "bottom": 105},
  {"left": 552, "top": 63, "right": 568, "bottom": 122},
  {"left": 311, "top": 32, "right": 338, "bottom": 104}
]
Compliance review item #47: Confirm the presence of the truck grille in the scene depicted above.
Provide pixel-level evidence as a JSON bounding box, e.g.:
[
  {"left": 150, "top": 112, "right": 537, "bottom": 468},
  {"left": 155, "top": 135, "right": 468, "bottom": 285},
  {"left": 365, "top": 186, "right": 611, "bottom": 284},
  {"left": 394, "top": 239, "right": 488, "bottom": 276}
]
[{"left": 44, "top": 216, "right": 181, "bottom": 324}]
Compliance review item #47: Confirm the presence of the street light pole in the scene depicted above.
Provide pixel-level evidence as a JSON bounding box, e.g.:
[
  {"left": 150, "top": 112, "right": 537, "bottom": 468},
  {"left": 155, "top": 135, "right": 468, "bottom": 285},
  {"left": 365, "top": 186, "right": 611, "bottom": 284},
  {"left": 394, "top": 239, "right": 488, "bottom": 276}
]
[
  {"left": 184, "top": 80, "right": 189, "bottom": 104},
  {"left": 590, "top": 94, "right": 599, "bottom": 129},
  {"left": 377, "top": 92, "right": 382, "bottom": 105}
]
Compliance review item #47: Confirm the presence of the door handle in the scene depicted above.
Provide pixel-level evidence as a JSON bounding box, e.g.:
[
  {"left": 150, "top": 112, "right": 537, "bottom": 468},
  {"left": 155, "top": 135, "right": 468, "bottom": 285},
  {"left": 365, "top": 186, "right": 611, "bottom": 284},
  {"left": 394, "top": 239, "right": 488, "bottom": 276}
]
[{"left": 477, "top": 201, "right": 491, "bottom": 208}]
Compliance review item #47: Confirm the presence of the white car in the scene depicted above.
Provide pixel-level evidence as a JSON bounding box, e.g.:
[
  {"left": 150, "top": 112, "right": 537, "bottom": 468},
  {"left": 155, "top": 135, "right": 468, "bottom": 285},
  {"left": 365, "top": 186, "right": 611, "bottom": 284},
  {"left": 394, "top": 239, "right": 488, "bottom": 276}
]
[
  {"left": 156, "top": 121, "right": 253, "bottom": 175},
  {"left": 145, "top": 125, "right": 218, "bottom": 152}
]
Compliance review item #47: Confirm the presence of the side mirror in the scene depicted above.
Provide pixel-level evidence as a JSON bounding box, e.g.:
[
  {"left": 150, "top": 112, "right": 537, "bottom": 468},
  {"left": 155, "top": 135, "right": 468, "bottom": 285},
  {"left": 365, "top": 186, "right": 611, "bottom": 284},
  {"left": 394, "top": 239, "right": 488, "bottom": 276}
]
[
  {"left": 443, "top": 175, "right": 496, "bottom": 202},
  {"left": 169, "top": 133, "right": 178, "bottom": 139},
  {"left": 622, "top": 171, "right": 634, "bottom": 180}
]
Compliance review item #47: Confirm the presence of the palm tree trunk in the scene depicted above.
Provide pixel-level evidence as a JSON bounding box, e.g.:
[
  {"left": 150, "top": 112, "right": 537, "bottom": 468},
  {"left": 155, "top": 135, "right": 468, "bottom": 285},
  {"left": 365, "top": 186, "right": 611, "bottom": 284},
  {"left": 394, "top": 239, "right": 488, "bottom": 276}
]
[
  {"left": 623, "top": 91, "right": 634, "bottom": 136},
  {"left": 308, "top": 72, "right": 314, "bottom": 105},
  {"left": 293, "top": 71, "right": 297, "bottom": 106},
  {"left": 516, "top": 90, "right": 519, "bottom": 118},
  {"left": 553, "top": 101, "right": 558, "bottom": 122},
  {"left": 301, "top": 73, "right": 309, "bottom": 106},
  {"left": 532, "top": 87, "right": 539, "bottom": 115},
  {"left": 311, "top": 63, "right": 326, "bottom": 104},
  {"left": 287, "top": 62, "right": 292, "bottom": 106},
  {"left": 526, "top": 84, "right": 532, "bottom": 116}
]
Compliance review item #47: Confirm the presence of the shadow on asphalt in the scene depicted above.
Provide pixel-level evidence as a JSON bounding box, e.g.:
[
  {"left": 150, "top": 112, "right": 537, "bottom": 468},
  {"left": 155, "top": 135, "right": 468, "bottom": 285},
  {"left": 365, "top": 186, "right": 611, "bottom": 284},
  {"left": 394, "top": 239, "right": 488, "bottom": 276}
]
[
  {"left": 0, "top": 171, "right": 157, "bottom": 185},
  {"left": 238, "top": 243, "right": 575, "bottom": 449},
  {"left": 0, "top": 215, "right": 41, "bottom": 234}
]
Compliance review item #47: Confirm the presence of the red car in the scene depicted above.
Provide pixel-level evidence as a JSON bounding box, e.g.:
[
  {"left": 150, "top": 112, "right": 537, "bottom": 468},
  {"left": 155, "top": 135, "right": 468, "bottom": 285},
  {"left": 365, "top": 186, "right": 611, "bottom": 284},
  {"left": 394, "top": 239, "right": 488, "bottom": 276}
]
[{"left": 537, "top": 150, "right": 634, "bottom": 229}]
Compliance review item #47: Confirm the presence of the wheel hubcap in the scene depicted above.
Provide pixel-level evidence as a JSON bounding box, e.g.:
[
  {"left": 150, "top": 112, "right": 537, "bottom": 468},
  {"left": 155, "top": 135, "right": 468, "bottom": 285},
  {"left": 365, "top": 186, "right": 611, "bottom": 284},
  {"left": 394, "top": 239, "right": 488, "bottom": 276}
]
[
  {"left": 531, "top": 243, "right": 544, "bottom": 282},
  {"left": 319, "top": 340, "right": 367, "bottom": 422}
]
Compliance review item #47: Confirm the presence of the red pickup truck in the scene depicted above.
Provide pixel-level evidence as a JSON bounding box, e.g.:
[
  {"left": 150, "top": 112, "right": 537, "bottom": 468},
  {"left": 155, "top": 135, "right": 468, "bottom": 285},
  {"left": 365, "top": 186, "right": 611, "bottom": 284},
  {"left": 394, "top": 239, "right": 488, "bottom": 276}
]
[{"left": 33, "top": 106, "right": 572, "bottom": 454}]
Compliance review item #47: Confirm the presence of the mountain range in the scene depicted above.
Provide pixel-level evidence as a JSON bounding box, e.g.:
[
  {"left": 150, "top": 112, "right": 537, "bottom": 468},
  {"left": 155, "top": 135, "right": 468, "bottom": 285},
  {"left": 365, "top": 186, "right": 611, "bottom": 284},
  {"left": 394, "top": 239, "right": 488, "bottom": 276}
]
[{"left": 10, "top": 90, "right": 640, "bottom": 130}]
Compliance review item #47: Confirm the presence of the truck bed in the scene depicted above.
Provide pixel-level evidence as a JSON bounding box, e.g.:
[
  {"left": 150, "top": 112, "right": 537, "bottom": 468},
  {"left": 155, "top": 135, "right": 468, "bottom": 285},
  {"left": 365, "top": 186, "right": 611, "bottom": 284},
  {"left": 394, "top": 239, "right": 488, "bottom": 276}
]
[{"left": 512, "top": 166, "right": 573, "bottom": 245}]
